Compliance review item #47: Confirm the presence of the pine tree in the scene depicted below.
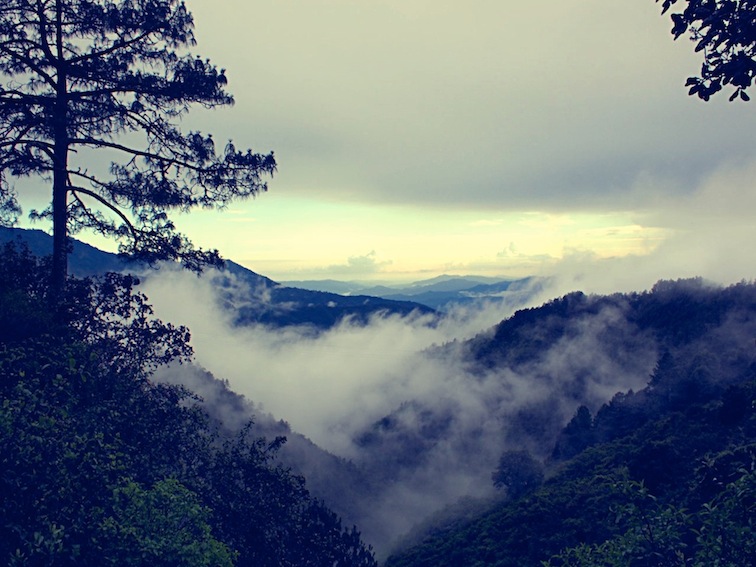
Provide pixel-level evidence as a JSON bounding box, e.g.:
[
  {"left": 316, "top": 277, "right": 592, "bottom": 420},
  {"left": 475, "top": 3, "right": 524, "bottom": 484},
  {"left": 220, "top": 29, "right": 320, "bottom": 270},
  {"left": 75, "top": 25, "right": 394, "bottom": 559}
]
[{"left": 0, "top": 0, "right": 276, "bottom": 292}]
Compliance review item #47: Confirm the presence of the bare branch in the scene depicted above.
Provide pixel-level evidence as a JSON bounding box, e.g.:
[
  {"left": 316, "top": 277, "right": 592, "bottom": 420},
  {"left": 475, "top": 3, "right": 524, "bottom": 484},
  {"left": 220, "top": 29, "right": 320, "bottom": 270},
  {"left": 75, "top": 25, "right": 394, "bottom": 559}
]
[
  {"left": 0, "top": 139, "right": 54, "bottom": 151},
  {"left": 70, "top": 185, "right": 138, "bottom": 241},
  {"left": 0, "top": 44, "right": 57, "bottom": 89}
]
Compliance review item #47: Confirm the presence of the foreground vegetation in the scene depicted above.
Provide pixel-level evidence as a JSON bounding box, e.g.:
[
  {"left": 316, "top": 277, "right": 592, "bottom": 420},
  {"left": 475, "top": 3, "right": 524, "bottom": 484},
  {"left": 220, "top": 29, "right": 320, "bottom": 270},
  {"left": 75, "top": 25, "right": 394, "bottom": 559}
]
[
  {"left": 3, "top": 234, "right": 755, "bottom": 567},
  {"left": 0, "top": 242, "right": 376, "bottom": 566}
]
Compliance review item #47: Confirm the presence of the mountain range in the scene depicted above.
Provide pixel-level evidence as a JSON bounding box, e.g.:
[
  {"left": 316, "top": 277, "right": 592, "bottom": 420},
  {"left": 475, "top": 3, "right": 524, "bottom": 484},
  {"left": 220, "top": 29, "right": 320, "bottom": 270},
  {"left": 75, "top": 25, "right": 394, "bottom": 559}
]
[
  {"left": 0, "top": 226, "right": 543, "bottom": 326},
  {"left": 0, "top": 227, "right": 434, "bottom": 329},
  {"left": 3, "top": 225, "right": 754, "bottom": 564},
  {"left": 281, "top": 275, "right": 541, "bottom": 311}
]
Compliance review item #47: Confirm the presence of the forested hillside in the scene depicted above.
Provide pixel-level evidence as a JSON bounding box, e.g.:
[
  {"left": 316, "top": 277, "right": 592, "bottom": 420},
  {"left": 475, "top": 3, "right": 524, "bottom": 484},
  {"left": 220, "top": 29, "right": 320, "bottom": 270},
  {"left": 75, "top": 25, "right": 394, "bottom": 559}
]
[
  {"left": 158, "top": 271, "right": 753, "bottom": 563},
  {"left": 0, "top": 242, "right": 377, "bottom": 566},
  {"left": 385, "top": 281, "right": 756, "bottom": 566},
  {"left": 3, "top": 235, "right": 755, "bottom": 566}
]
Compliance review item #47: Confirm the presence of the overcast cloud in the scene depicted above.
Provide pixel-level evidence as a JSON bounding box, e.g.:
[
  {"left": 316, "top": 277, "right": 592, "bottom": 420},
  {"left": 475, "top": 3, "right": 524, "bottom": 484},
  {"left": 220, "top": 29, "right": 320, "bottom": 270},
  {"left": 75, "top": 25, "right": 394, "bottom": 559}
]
[
  {"left": 185, "top": 0, "right": 756, "bottom": 212},
  {"left": 13, "top": 0, "right": 754, "bottom": 282}
]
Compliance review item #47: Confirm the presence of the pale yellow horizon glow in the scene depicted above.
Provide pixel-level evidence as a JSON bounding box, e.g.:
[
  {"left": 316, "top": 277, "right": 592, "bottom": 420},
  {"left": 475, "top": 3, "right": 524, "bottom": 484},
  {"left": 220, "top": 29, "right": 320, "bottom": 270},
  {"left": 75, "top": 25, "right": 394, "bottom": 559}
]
[
  {"left": 15, "top": 180, "right": 670, "bottom": 285},
  {"left": 159, "top": 195, "right": 671, "bottom": 283},
  {"left": 8, "top": 1, "right": 754, "bottom": 291}
]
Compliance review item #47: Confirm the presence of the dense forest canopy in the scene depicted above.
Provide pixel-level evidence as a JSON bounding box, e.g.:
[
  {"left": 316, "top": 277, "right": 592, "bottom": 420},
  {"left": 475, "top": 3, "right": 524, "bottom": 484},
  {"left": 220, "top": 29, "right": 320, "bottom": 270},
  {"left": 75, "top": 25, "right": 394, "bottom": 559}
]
[
  {"left": 0, "top": 241, "right": 376, "bottom": 566},
  {"left": 386, "top": 279, "right": 756, "bottom": 566}
]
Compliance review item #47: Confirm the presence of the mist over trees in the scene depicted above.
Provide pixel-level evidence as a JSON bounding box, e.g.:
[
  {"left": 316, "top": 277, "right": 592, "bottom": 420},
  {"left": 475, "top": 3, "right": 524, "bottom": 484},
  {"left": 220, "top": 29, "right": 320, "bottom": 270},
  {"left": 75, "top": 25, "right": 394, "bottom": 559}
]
[
  {"left": 1, "top": 1, "right": 755, "bottom": 566},
  {"left": 165, "top": 268, "right": 751, "bottom": 561},
  {"left": 5, "top": 227, "right": 754, "bottom": 565},
  {"left": 385, "top": 280, "right": 756, "bottom": 567},
  {"left": 0, "top": 0, "right": 275, "bottom": 291}
]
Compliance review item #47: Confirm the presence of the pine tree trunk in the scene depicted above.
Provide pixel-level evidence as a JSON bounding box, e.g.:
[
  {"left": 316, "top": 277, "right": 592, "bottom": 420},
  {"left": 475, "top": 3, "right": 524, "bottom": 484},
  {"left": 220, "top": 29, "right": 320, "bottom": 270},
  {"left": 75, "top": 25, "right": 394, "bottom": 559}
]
[
  {"left": 51, "top": 145, "right": 68, "bottom": 294},
  {"left": 51, "top": 0, "right": 68, "bottom": 296}
]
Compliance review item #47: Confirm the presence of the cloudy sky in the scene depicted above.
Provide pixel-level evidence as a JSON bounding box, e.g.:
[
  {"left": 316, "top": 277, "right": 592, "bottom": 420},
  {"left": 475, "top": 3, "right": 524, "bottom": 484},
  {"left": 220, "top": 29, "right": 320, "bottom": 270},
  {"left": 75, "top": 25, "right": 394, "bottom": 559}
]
[{"left": 22, "top": 0, "right": 756, "bottom": 285}]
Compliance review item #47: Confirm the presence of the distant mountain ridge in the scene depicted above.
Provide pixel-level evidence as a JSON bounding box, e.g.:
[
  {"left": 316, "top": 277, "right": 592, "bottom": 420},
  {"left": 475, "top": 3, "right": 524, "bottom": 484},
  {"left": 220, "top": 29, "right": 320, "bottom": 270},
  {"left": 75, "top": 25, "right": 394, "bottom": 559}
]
[
  {"left": 0, "top": 226, "right": 434, "bottom": 328},
  {"left": 282, "top": 275, "right": 540, "bottom": 310}
]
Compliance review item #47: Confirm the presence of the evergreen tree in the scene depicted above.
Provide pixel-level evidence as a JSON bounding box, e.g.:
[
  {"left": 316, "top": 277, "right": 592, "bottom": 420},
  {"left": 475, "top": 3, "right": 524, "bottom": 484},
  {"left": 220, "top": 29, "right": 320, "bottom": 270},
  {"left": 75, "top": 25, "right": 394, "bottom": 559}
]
[
  {"left": 492, "top": 450, "right": 544, "bottom": 499},
  {"left": 0, "top": 0, "right": 276, "bottom": 291}
]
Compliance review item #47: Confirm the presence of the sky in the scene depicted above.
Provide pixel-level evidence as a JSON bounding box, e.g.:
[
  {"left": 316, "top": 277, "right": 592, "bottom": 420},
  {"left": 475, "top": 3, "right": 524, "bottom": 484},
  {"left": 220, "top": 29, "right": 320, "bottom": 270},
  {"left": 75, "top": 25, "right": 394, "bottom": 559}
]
[{"left": 16, "top": 0, "right": 756, "bottom": 285}]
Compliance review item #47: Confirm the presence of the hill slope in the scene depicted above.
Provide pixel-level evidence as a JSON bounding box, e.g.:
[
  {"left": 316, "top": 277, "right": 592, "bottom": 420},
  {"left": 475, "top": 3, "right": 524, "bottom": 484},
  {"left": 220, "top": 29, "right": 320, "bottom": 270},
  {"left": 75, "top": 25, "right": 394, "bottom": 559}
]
[
  {"left": 384, "top": 279, "right": 756, "bottom": 566},
  {"left": 0, "top": 241, "right": 378, "bottom": 566},
  {"left": 0, "top": 226, "right": 434, "bottom": 328}
]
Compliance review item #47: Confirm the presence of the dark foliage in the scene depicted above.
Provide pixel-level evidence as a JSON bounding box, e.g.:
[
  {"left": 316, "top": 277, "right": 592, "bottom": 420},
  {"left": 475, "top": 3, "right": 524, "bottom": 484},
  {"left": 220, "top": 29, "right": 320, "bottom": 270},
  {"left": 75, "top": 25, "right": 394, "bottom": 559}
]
[
  {"left": 491, "top": 450, "right": 544, "bottom": 499},
  {"left": 551, "top": 405, "right": 596, "bottom": 461},
  {"left": 387, "top": 279, "right": 756, "bottom": 567},
  {"left": 0, "top": 243, "right": 376, "bottom": 566},
  {"left": 0, "top": 240, "right": 193, "bottom": 370},
  {"left": 658, "top": 0, "right": 756, "bottom": 100},
  {"left": 388, "top": 375, "right": 756, "bottom": 566},
  {"left": 470, "top": 278, "right": 756, "bottom": 372},
  {"left": 470, "top": 291, "right": 618, "bottom": 369}
]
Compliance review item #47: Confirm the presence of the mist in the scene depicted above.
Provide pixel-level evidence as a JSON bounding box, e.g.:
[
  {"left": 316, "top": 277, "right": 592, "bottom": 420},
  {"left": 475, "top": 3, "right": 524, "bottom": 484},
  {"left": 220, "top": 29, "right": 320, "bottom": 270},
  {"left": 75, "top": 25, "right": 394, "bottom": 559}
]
[
  {"left": 139, "top": 260, "right": 674, "bottom": 555},
  {"left": 138, "top": 153, "right": 756, "bottom": 552},
  {"left": 143, "top": 267, "right": 525, "bottom": 454},
  {"left": 141, "top": 146, "right": 755, "bottom": 551}
]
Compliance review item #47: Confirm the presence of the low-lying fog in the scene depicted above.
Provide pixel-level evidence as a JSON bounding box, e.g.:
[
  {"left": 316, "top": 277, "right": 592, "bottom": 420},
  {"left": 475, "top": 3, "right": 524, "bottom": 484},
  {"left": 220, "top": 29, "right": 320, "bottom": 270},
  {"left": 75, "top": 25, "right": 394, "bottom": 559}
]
[{"left": 139, "top": 163, "right": 756, "bottom": 555}]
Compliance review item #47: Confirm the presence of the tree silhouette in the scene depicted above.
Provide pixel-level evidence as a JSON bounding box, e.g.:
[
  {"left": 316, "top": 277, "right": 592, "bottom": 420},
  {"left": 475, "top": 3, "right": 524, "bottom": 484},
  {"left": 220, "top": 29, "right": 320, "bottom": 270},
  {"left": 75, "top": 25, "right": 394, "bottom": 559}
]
[
  {"left": 491, "top": 450, "right": 544, "bottom": 499},
  {"left": 658, "top": 0, "right": 756, "bottom": 101},
  {"left": 0, "top": 0, "right": 276, "bottom": 292}
]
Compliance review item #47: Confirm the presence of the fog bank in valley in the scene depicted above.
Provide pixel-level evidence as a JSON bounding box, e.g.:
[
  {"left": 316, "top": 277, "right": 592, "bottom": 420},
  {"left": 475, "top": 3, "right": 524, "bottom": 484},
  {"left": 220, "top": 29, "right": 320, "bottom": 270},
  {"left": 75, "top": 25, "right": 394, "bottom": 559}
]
[
  {"left": 139, "top": 160, "right": 756, "bottom": 552},
  {"left": 141, "top": 264, "right": 667, "bottom": 554}
]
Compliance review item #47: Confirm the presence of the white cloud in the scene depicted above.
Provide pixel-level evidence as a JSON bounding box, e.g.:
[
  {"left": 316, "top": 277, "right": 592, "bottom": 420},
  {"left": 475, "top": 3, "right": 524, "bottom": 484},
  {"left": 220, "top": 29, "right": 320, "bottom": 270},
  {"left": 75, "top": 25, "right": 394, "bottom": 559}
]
[{"left": 325, "top": 250, "right": 393, "bottom": 276}]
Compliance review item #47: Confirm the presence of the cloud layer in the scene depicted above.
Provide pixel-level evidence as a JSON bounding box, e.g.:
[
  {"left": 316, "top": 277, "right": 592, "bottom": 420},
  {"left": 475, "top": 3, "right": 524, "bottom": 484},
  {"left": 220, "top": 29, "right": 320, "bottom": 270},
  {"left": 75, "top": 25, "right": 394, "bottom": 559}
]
[{"left": 187, "top": 0, "right": 756, "bottom": 212}]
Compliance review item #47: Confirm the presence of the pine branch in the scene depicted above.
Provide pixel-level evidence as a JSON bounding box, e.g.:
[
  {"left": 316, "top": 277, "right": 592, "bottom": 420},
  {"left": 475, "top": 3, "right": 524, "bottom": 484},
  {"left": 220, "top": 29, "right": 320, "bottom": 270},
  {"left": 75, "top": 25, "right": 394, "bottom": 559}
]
[{"left": 69, "top": 185, "right": 138, "bottom": 241}]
